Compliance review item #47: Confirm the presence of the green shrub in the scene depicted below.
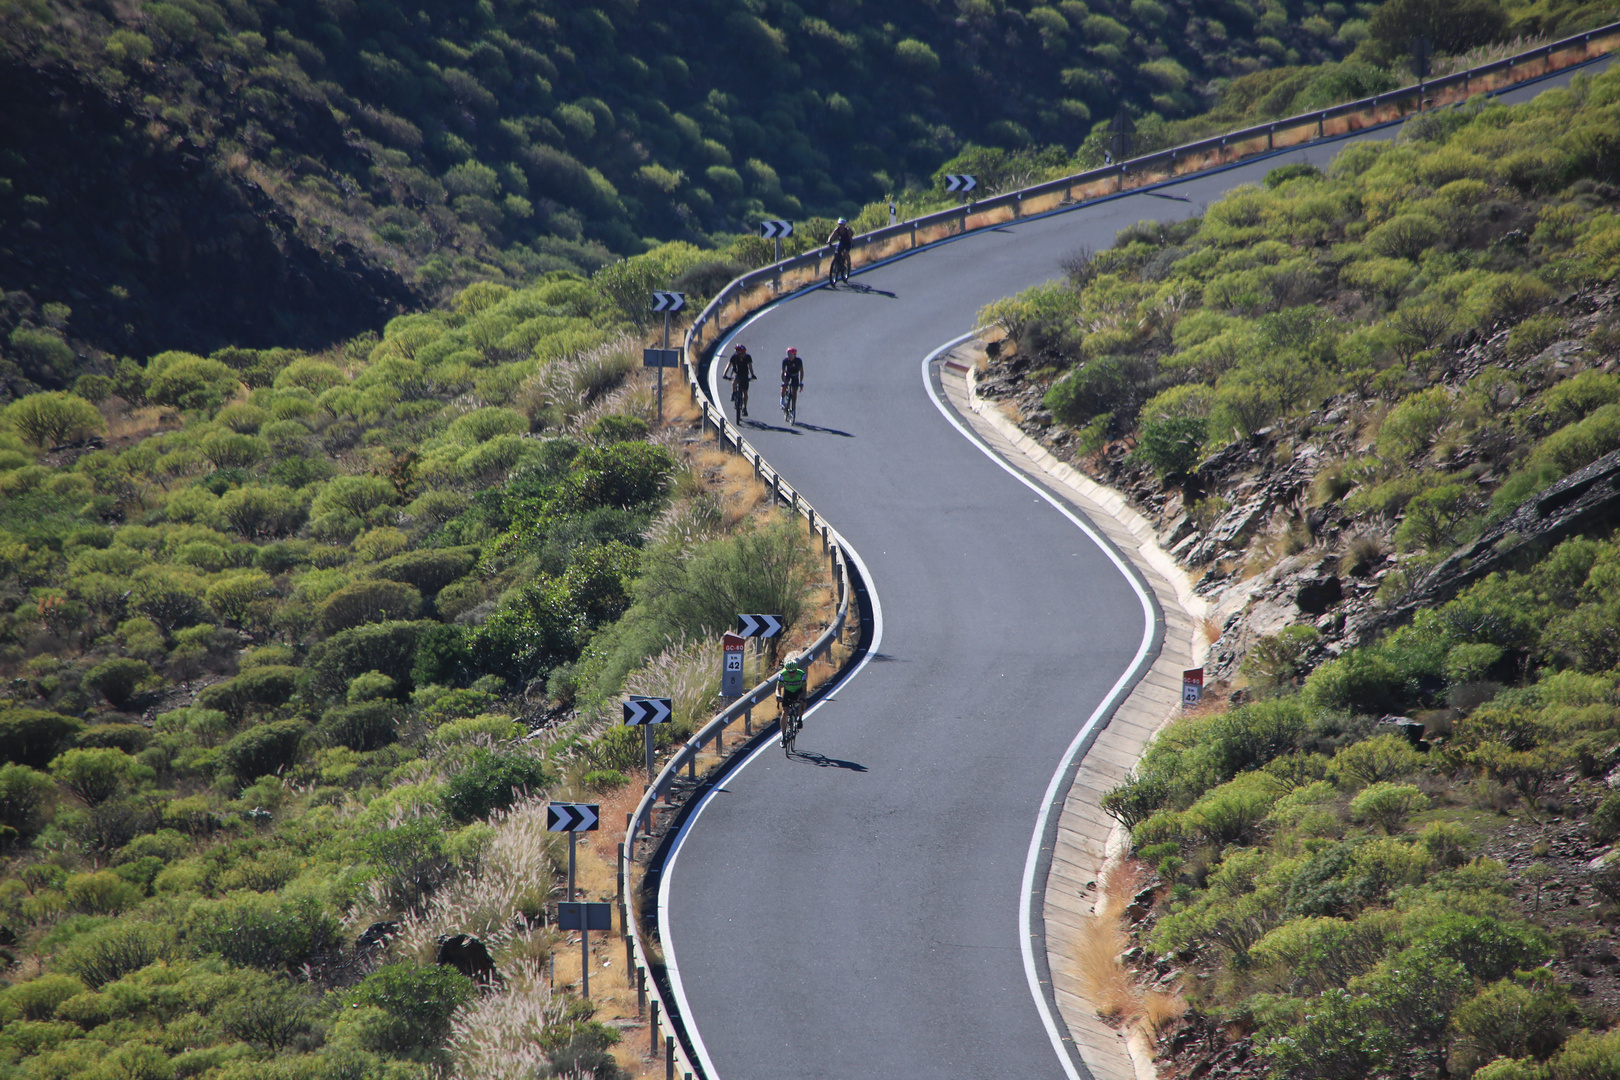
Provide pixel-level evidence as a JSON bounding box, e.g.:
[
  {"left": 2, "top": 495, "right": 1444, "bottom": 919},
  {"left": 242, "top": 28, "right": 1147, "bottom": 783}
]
[
  {"left": 1348, "top": 782, "right": 1425, "bottom": 834},
  {"left": 319, "top": 579, "right": 423, "bottom": 634},
  {"left": 1130, "top": 415, "right": 1207, "bottom": 476},
  {"left": 1378, "top": 387, "right": 1453, "bottom": 460},
  {"left": 1591, "top": 793, "right": 1620, "bottom": 844},
  {"left": 1328, "top": 735, "right": 1423, "bottom": 789},
  {"left": 1508, "top": 314, "right": 1566, "bottom": 361},
  {"left": 49, "top": 748, "right": 147, "bottom": 806},
  {"left": 83, "top": 658, "right": 161, "bottom": 710},
  {"left": 198, "top": 665, "right": 301, "bottom": 719},
  {"left": 144, "top": 353, "right": 241, "bottom": 412},
  {"left": 319, "top": 701, "right": 398, "bottom": 752},
  {"left": 56, "top": 923, "right": 174, "bottom": 988},
  {"left": 3, "top": 392, "right": 106, "bottom": 448},
  {"left": 345, "top": 964, "right": 474, "bottom": 1053},
  {"left": 441, "top": 749, "right": 553, "bottom": 822},
  {"left": 1303, "top": 653, "right": 1408, "bottom": 715},
  {"left": 1449, "top": 974, "right": 1578, "bottom": 1076},
  {"left": 185, "top": 894, "right": 341, "bottom": 970},
  {"left": 1045, "top": 355, "right": 1144, "bottom": 427},
  {"left": 0, "top": 975, "right": 88, "bottom": 1022},
  {"left": 369, "top": 546, "right": 478, "bottom": 596},
  {"left": 306, "top": 620, "right": 433, "bottom": 699},
  {"left": 1396, "top": 483, "right": 1479, "bottom": 552},
  {"left": 0, "top": 763, "right": 54, "bottom": 835},
  {"left": 218, "top": 720, "right": 309, "bottom": 785},
  {"left": 1415, "top": 914, "right": 1552, "bottom": 983},
  {"left": 62, "top": 870, "right": 142, "bottom": 915},
  {"left": 0, "top": 709, "right": 85, "bottom": 768}
]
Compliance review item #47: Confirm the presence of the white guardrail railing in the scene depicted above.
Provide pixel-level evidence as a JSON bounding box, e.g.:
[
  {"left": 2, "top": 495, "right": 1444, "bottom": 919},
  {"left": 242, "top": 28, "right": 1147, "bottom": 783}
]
[{"left": 614, "top": 22, "right": 1620, "bottom": 1078}]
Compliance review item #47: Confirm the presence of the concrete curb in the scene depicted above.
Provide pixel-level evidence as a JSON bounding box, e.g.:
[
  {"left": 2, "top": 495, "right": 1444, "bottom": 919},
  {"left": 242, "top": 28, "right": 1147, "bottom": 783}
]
[{"left": 935, "top": 344, "right": 1208, "bottom": 1080}]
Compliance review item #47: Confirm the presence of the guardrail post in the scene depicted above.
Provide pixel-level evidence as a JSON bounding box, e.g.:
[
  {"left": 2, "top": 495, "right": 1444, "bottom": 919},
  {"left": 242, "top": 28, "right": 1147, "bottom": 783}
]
[
  {"left": 744, "top": 703, "right": 752, "bottom": 736},
  {"left": 687, "top": 748, "right": 696, "bottom": 779},
  {"left": 1317, "top": 114, "right": 1324, "bottom": 138},
  {"left": 911, "top": 221, "right": 917, "bottom": 249},
  {"left": 666, "top": 1036, "right": 675, "bottom": 1080},
  {"left": 650, "top": 1000, "right": 659, "bottom": 1054},
  {"left": 1267, "top": 124, "right": 1275, "bottom": 150},
  {"left": 637, "top": 965, "right": 646, "bottom": 1017}
]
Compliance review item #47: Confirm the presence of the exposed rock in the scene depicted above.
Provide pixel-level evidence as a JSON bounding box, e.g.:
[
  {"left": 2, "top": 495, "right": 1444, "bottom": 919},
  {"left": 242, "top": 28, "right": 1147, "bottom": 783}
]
[{"left": 436, "top": 933, "right": 498, "bottom": 986}]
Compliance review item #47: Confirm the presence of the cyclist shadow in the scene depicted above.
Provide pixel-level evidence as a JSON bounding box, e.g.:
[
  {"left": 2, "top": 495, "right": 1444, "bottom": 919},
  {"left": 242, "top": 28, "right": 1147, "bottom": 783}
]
[
  {"left": 742, "top": 418, "right": 799, "bottom": 434},
  {"left": 794, "top": 422, "right": 854, "bottom": 437},
  {"left": 790, "top": 749, "right": 867, "bottom": 771},
  {"left": 835, "top": 282, "right": 897, "bottom": 298}
]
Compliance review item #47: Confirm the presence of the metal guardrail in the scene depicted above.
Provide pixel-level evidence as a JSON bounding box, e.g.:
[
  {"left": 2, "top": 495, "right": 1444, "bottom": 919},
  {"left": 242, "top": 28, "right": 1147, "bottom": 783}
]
[
  {"left": 618, "top": 382, "right": 857, "bottom": 1080},
  {"left": 612, "top": 21, "right": 1620, "bottom": 1079}
]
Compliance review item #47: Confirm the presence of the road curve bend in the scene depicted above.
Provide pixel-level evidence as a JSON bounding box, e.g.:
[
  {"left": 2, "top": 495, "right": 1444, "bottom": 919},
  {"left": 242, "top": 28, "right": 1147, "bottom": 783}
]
[{"left": 659, "top": 60, "right": 1610, "bottom": 1080}]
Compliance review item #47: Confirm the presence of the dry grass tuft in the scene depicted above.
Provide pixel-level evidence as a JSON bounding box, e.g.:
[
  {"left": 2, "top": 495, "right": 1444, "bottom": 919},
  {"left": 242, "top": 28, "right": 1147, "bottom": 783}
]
[
  {"left": 392, "top": 795, "right": 562, "bottom": 965},
  {"left": 446, "top": 971, "right": 567, "bottom": 1080},
  {"left": 1068, "top": 860, "right": 1185, "bottom": 1039}
]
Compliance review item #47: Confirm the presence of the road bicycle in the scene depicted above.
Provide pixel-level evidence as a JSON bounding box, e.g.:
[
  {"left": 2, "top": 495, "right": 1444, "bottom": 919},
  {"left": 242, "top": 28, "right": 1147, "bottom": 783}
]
[
  {"left": 779, "top": 696, "right": 804, "bottom": 755},
  {"left": 726, "top": 374, "right": 751, "bottom": 418},
  {"left": 780, "top": 381, "right": 798, "bottom": 424},
  {"left": 827, "top": 247, "right": 850, "bottom": 287}
]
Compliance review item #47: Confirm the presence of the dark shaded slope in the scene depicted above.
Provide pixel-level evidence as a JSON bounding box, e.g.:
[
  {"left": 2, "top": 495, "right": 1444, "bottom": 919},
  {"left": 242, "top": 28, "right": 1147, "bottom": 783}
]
[{"left": 0, "top": 58, "right": 416, "bottom": 388}]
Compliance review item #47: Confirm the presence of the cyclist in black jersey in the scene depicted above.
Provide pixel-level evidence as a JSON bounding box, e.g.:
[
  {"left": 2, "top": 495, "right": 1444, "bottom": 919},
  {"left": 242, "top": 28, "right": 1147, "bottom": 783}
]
[
  {"left": 780, "top": 347, "right": 804, "bottom": 423},
  {"left": 722, "top": 343, "right": 756, "bottom": 418}
]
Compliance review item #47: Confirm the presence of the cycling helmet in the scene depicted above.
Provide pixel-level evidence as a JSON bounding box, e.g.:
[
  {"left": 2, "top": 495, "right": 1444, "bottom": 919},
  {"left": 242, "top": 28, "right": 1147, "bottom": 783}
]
[
  {"left": 837, "top": 217, "right": 847, "bottom": 224},
  {"left": 786, "top": 347, "right": 797, "bottom": 355},
  {"left": 733, "top": 343, "right": 746, "bottom": 351}
]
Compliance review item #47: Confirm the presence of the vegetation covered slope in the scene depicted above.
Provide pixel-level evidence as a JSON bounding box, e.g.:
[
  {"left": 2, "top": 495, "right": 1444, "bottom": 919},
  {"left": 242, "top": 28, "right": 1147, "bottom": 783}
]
[
  {"left": 968, "top": 60, "right": 1620, "bottom": 1080},
  {"left": 0, "top": 265, "right": 828, "bottom": 1078},
  {"left": 0, "top": 0, "right": 1373, "bottom": 373}
]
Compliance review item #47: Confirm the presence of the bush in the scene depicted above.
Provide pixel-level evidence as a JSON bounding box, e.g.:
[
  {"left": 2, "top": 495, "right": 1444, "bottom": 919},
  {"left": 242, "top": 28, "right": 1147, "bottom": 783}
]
[
  {"left": 144, "top": 353, "right": 241, "bottom": 412},
  {"left": 319, "top": 579, "right": 423, "bottom": 634},
  {"left": 84, "top": 657, "right": 160, "bottom": 710},
  {"left": 0, "top": 709, "right": 85, "bottom": 768},
  {"left": 369, "top": 547, "right": 478, "bottom": 596},
  {"left": 3, "top": 392, "right": 106, "bottom": 448},
  {"left": 441, "top": 749, "right": 553, "bottom": 822},
  {"left": 198, "top": 665, "right": 300, "bottom": 719},
  {"left": 0, "top": 975, "right": 88, "bottom": 1022},
  {"left": 1045, "top": 355, "right": 1144, "bottom": 427},
  {"left": 185, "top": 894, "right": 341, "bottom": 970},
  {"left": 62, "top": 870, "right": 142, "bottom": 914},
  {"left": 1328, "top": 735, "right": 1423, "bottom": 789},
  {"left": 346, "top": 964, "right": 475, "bottom": 1053},
  {"left": 1131, "top": 415, "right": 1207, "bottom": 476},
  {"left": 319, "top": 701, "right": 398, "bottom": 752},
  {"left": 1349, "top": 782, "right": 1425, "bottom": 834},
  {"left": 0, "top": 764, "right": 54, "bottom": 834},
  {"left": 1449, "top": 974, "right": 1578, "bottom": 1076},
  {"left": 1591, "top": 793, "right": 1620, "bottom": 844},
  {"left": 218, "top": 720, "right": 309, "bottom": 785},
  {"left": 56, "top": 923, "right": 174, "bottom": 988},
  {"left": 1416, "top": 913, "right": 1552, "bottom": 983},
  {"left": 49, "top": 748, "right": 145, "bottom": 806},
  {"left": 307, "top": 620, "right": 433, "bottom": 699}
]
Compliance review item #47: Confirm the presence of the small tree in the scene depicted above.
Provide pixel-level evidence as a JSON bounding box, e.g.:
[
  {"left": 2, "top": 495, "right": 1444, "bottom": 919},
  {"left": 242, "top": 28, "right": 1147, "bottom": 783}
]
[
  {"left": 49, "top": 747, "right": 146, "bottom": 806},
  {"left": 1349, "top": 782, "right": 1426, "bottom": 834},
  {"left": 84, "top": 657, "right": 160, "bottom": 710},
  {"left": 4, "top": 392, "right": 105, "bottom": 448}
]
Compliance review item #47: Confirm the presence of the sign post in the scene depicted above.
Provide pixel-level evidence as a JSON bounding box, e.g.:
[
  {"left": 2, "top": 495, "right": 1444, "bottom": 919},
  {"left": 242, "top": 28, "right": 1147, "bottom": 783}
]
[
  {"left": 1181, "top": 668, "right": 1204, "bottom": 709},
  {"left": 556, "top": 901, "right": 611, "bottom": 999},
  {"left": 622, "top": 696, "right": 673, "bottom": 786},
  {"left": 1412, "top": 35, "right": 1432, "bottom": 107},
  {"left": 721, "top": 631, "right": 746, "bottom": 698},
  {"left": 648, "top": 291, "right": 685, "bottom": 423},
  {"left": 548, "top": 802, "right": 601, "bottom": 998}
]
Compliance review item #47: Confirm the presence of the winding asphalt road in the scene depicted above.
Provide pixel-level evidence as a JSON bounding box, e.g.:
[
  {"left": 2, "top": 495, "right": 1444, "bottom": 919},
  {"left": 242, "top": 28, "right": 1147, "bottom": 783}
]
[{"left": 661, "top": 60, "right": 1610, "bottom": 1080}]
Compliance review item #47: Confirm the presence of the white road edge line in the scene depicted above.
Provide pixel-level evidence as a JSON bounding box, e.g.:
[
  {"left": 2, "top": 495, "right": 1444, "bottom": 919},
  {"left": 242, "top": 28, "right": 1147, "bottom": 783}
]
[
  {"left": 922, "top": 331, "right": 1157, "bottom": 1080},
  {"left": 657, "top": 311, "right": 887, "bottom": 1080}
]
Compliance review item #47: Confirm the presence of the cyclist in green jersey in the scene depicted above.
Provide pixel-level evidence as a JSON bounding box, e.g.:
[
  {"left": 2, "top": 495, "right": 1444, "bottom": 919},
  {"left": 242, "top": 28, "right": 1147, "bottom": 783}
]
[{"left": 777, "top": 655, "right": 808, "bottom": 751}]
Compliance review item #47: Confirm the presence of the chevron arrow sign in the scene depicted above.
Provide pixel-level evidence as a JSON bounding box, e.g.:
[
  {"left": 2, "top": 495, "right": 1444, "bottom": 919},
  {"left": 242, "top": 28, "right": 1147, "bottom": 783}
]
[
  {"left": 650, "top": 291, "right": 686, "bottom": 312},
  {"left": 736, "top": 614, "right": 783, "bottom": 639},
  {"left": 944, "top": 174, "right": 977, "bottom": 194},
  {"left": 622, "top": 696, "right": 673, "bottom": 725},
  {"left": 759, "top": 219, "right": 794, "bottom": 239},
  {"left": 547, "top": 802, "right": 600, "bottom": 832}
]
